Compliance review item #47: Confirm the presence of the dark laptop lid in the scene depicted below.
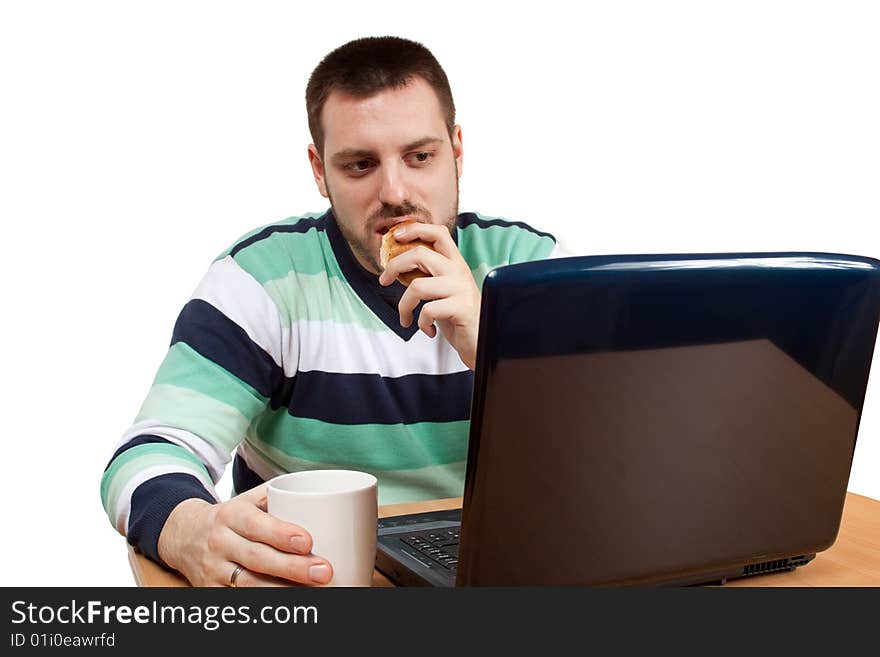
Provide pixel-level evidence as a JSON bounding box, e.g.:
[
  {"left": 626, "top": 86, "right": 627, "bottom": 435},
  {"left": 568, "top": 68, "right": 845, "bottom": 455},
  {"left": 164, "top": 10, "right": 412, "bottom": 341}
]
[{"left": 457, "top": 253, "right": 880, "bottom": 586}]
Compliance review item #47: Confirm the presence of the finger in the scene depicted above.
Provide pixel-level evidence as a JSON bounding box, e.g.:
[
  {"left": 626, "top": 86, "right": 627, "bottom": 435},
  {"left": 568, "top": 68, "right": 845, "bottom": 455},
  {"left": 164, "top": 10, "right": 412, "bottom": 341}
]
[
  {"left": 391, "top": 222, "right": 458, "bottom": 259},
  {"left": 419, "top": 301, "right": 437, "bottom": 338},
  {"left": 225, "top": 529, "right": 333, "bottom": 585},
  {"left": 379, "top": 245, "right": 444, "bottom": 286},
  {"left": 380, "top": 245, "right": 450, "bottom": 286},
  {"left": 419, "top": 299, "right": 459, "bottom": 336},
  {"left": 225, "top": 563, "right": 298, "bottom": 588},
  {"left": 417, "top": 304, "right": 438, "bottom": 338},
  {"left": 397, "top": 276, "right": 454, "bottom": 327},
  {"left": 223, "top": 500, "right": 314, "bottom": 555}
]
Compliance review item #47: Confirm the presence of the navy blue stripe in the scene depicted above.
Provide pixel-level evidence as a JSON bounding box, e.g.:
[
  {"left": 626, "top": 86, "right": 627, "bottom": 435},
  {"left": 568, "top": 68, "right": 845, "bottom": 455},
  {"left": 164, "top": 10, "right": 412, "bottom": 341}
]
[
  {"left": 172, "top": 298, "right": 286, "bottom": 399},
  {"left": 229, "top": 215, "right": 326, "bottom": 258},
  {"left": 104, "top": 435, "right": 174, "bottom": 472},
  {"left": 457, "top": 212, "right": 556, "bottom": 242},
  {"left": 232, "top": 453, "right": 266, "bottom": 495},
  {"left": 277, "top": 370, "right": 475, "bottom": 424},
  {"left": 127, "top": 473, "right": 216, "bottom": 570}
]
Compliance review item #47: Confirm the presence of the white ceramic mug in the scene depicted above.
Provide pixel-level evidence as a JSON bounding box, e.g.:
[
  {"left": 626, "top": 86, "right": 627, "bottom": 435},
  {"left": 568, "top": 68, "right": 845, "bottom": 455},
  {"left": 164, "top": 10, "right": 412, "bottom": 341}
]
[{"left": 266, "top": 470, "right": 378, "bottom": 587}]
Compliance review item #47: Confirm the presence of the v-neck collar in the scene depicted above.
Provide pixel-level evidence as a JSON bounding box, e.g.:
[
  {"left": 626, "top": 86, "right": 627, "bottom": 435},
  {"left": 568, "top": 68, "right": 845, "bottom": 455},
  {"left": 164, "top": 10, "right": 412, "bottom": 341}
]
[{"left": 325, "top": 208, "right": 460, "bottom": 341}]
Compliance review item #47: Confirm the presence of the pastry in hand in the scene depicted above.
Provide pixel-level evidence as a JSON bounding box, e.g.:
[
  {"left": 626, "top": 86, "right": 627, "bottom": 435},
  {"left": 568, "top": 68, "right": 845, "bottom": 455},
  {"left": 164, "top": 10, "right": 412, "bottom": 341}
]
[{"left": 380, "top": 220, "right": 436, "bottom": 286}]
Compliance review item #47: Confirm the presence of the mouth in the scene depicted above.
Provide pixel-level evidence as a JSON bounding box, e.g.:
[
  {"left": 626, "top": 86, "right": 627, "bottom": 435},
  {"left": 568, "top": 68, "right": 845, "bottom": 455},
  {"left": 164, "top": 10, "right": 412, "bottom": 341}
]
[{"left": 375, "top": 216, "right": 421, "bottom": 236}]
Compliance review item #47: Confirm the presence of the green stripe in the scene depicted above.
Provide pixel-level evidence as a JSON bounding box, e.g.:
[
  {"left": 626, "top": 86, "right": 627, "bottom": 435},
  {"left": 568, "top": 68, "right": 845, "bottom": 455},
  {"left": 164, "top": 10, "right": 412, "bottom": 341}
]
[
  {"left": 262, "top": 271, "right": 386, "bottom": 330},
  {"left": 101, "top": 444, "right": 212, "bottom": 523},
  {"left": 244, "top": 438, "right": 466, "bottom": 505},
  {"left": 214, "top": 212, "right": 325, "bottom": 261},
  {"left": 135, "top": 383, "right": 253, "bottom": 453},
  {"left": 221, "top": 212, "right": 552, "bottom": 289},
  {"left": 358, "top": 460, "right": 466, "bottom": 505},
  {"left": 152, "top": 342, "right": 268, "bottom": 416},
  {"left": 235, "top": 233, "right": 328, "bottom": 279},
  {"left": 459, "top": 221, "right": 556, "bottom": 270},
  {"left": 218, "top": 213, "right": 554, "bottom": 329},
  {"left": 471, "top": 211, "right": 557, "bottom": 245},
  {"left": 249, "top": 411, "right": 469, "bottom": 471},
  {"left": 232, "top": 225, "right": 345, "bottom": 285}
]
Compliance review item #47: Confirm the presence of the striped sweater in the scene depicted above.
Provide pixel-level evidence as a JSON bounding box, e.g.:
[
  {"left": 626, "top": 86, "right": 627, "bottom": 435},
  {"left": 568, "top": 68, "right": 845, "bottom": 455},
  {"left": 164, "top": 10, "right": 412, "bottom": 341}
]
[{"left": 101, "top": 209, "right": 561, "bottom": 565}]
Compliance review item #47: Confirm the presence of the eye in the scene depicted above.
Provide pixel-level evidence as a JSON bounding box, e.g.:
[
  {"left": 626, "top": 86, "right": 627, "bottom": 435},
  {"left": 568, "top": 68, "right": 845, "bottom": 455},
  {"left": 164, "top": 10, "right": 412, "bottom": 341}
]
[
  {"left": 406, "top": 151, "right": 435, "bottom": 166},
  {"left": 342, "top": 159, "right": 375, "bottom": 176}
]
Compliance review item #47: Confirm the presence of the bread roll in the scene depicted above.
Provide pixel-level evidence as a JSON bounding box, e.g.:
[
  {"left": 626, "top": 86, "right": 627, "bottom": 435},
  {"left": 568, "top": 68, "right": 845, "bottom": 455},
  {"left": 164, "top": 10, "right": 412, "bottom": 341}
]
[{"left": 380, "top": 220, "right": 435, "bottom": 286}]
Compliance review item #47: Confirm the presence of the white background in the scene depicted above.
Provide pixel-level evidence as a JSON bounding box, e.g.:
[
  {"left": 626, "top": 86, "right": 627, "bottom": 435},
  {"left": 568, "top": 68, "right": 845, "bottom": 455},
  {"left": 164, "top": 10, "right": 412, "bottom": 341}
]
[{"left": 1, "top": 1, "right": 877, "bottom": 586}]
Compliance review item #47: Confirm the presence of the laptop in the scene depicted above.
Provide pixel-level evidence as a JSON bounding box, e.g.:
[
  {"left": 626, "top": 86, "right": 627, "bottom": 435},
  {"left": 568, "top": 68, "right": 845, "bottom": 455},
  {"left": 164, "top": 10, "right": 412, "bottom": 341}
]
[{"left": 375, "top": 252, "right": 880, "bottom": 586}]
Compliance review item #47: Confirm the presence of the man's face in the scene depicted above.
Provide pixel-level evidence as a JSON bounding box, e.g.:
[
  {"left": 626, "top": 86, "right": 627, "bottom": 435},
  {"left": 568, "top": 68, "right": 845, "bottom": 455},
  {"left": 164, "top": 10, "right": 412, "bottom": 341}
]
[{"left": 308, "top": 76, "right": 463, "bottom": 274}]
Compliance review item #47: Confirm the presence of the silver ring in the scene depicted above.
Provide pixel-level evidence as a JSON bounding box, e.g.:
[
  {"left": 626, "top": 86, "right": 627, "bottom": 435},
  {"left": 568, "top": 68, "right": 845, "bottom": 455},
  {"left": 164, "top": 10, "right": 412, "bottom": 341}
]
[{"left": 229, "top": 564, "right": 244, "bottom": 588}]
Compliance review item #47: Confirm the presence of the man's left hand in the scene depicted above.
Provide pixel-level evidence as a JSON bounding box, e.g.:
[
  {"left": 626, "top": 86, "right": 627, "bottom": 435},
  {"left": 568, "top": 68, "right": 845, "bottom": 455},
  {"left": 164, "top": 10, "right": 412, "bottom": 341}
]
[{"left": 378, "top": 222, "right": 481, "bottom": 370}]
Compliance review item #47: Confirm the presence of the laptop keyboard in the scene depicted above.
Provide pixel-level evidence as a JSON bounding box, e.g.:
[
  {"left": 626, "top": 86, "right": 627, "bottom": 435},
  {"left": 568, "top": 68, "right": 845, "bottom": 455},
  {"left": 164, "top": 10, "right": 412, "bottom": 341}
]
[{"left": 400, "top": 527, "right": 461, "bottom": 570}]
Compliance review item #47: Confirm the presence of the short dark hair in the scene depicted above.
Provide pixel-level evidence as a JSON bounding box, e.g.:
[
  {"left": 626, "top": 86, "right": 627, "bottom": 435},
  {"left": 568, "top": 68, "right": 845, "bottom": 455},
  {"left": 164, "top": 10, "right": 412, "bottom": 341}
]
[{"left": 306, "top": 36, "right": 456, "bottom": 155}]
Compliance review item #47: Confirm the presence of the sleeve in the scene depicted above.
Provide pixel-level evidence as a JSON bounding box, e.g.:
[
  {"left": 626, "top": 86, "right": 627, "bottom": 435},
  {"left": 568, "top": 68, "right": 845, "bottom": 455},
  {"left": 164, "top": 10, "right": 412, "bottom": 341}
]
[{"left": 100, "top": 254, "right": 287, "bottom": 568}]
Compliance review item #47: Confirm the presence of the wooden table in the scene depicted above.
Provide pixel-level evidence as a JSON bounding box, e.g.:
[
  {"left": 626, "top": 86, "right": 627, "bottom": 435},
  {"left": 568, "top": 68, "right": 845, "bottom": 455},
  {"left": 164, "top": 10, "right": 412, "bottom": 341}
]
[{"left": 129, "top": 491, "right": 880, "bottom": 587}]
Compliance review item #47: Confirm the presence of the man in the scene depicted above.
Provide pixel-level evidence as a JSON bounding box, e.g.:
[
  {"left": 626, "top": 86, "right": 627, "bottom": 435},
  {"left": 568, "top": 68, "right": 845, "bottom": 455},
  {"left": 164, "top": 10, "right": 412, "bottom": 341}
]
[{"left": 101, "top": 36, "right": 565, "bottom": 586}]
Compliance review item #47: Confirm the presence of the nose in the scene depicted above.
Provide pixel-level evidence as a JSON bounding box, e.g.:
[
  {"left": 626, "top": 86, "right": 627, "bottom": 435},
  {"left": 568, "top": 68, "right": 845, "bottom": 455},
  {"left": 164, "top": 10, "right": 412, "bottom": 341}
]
[{"left": 377, "top": 160, "right": 410, "bottom": 207}]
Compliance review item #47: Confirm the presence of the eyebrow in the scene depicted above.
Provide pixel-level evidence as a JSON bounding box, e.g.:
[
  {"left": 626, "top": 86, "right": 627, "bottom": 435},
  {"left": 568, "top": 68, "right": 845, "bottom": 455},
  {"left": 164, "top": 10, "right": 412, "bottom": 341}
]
[
  {"left": 329, "top": 136, "right": 445, "bottom": 164},
  {"left": 401, "top": 136, "right": 445, "bottom": 152}
]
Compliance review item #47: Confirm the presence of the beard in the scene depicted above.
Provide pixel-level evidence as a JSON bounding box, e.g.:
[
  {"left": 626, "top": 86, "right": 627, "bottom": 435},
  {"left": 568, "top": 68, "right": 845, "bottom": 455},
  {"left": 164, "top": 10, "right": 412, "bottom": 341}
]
[{"left": 327, "top": 171, "right": 459, "bottom": 275}]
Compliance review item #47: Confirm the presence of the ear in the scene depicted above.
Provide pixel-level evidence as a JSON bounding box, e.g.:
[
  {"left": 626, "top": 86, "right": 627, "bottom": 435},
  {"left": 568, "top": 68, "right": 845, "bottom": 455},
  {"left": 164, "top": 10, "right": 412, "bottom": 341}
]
[
  {"left": 308, "top": 144, "right": 329, "bottom": 198},
  {"left": 451, "top": 125, "right": 463, "bottom": 179}
]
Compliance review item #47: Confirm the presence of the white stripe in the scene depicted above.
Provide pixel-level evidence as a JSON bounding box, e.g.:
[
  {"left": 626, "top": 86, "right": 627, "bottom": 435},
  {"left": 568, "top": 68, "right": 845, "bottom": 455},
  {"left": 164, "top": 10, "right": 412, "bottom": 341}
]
[
  {"left": 191, "top": 256, "right": 291, "bottom": 375},
  {"left": 115, "top": 464, "right": 219, "bottom": 534},
  {"left": 116, "top": 420, "right": 231, "bottom": 484},
  {"left": 293, "top": 319, "right": 469, "bottom": 376}
]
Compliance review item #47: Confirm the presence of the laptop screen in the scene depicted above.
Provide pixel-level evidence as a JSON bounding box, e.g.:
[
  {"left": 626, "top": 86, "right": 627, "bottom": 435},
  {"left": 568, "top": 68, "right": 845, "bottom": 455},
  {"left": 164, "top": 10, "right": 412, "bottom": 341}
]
[{"left": 457, "top": 253, "right": 880, "bottom": 585}]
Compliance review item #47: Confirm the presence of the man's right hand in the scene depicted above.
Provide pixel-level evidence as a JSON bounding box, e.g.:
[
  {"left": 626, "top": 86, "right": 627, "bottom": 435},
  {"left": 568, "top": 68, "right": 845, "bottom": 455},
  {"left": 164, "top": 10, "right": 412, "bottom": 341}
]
[{"left": 156, "top": 484, "right": 334, "bottom": 587}]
